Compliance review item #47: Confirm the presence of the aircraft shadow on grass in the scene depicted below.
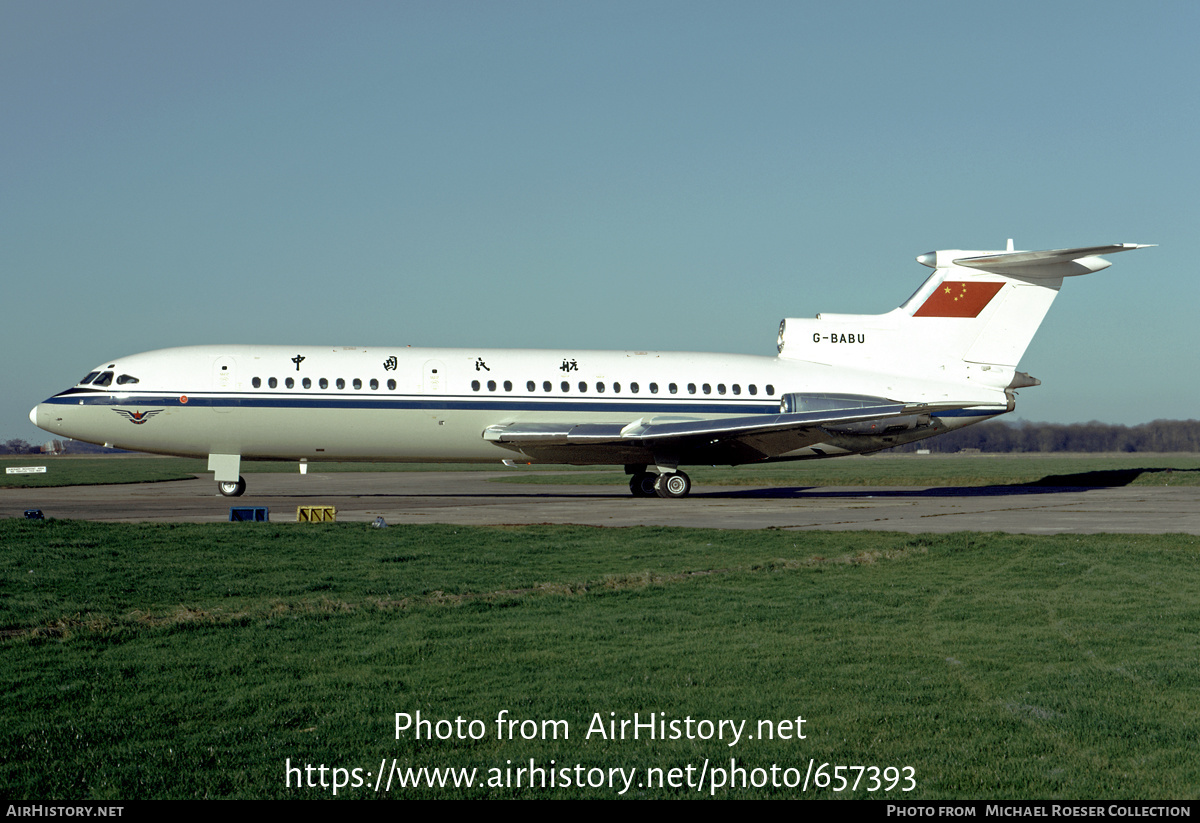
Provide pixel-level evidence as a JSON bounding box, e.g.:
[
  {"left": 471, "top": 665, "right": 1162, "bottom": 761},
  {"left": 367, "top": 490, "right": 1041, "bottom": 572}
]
[
  {"left": 369, "top": 467, "right": 1197, "bottom": 500},
  {"left": 699, "top": 467, "right": 1199, "bottom": 500}
]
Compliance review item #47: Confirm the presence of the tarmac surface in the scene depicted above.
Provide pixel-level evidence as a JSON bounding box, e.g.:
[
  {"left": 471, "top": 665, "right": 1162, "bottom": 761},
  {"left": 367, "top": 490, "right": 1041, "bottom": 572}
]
[{"left": 5, "top": 470, "right": 1200, "bottom": 533}]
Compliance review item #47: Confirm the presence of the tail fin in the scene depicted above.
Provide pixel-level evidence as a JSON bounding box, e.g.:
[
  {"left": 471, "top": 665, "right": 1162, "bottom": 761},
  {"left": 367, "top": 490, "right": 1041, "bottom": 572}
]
[{"left": 777, "top": 242, "right": 1151, "bottom": 392}]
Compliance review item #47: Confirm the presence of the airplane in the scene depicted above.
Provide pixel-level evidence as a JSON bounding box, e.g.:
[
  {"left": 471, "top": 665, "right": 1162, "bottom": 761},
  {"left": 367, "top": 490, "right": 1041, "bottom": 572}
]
[{"left": 29, "top": 241, "right": 1151, "bottom": 499}]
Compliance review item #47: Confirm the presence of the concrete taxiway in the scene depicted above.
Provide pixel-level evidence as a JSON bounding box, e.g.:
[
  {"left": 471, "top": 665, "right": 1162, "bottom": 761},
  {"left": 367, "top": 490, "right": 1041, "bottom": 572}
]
[{"left": 4, "top": 471, "right": 1199, "bottom": 533}]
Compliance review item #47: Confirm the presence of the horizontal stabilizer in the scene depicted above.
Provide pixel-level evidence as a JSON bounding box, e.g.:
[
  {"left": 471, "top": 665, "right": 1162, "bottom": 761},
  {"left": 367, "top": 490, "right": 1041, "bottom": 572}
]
[{"left": 952, "top": 243, "right": 1153, "bottom": 278}]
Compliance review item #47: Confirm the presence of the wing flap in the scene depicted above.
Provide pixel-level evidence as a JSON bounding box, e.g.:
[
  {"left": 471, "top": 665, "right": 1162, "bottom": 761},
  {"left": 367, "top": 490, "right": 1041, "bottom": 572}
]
[{"left": 483, "top": 400, "right": 980, "bottom": 454}]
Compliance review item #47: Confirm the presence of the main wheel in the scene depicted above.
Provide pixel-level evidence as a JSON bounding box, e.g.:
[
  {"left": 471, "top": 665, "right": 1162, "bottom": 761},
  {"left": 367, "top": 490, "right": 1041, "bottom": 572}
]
[
  {"left": 654, "top": 471, "right": 691, "bottom": 499},
  {"left": 629, "top": 472, "right": 657, "bottom": 497},
  {"left": 218, "top": 476, "right": 247, "bottom": 497}
]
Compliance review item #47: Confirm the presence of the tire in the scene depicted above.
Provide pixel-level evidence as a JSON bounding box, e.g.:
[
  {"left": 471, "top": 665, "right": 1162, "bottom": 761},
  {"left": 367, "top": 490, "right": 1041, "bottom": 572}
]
[
  {"left": 629, "top": 473, "right": 657, "bottom": 497},
  {"left": 654, "top": 471, "right": 691, "bottom": 499},
  {"left": 218, "top": 476, "right": 247, "bottom": 497}
]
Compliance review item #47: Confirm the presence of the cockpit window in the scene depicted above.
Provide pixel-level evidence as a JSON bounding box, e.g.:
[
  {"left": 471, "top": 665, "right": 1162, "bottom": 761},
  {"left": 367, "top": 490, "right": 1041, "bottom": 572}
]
[
  {"left": 92, "top": 371, "right": 114, "bottom": 387},
  {"left": 116, "top": 374, "right": 139, "bottom": 385},
  {"left": 79, "top": 371, "right": 101, "bottom": 385}
]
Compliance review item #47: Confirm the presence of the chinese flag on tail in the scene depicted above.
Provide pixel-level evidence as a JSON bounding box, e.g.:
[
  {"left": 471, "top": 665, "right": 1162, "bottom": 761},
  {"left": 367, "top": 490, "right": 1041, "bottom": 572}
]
[{"left": 913, "top": 281, "right": 1005, "bottom": 318}]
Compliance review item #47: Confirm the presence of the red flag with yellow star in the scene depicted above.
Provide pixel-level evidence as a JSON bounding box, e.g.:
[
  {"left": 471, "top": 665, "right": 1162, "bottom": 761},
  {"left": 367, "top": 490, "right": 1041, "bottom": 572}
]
[{"left": 913, "top": 281, "right": 1005, "bottom": 318}]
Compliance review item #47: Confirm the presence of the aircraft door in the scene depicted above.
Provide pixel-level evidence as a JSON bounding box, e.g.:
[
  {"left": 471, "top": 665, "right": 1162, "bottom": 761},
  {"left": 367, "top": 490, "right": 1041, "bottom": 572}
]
[
  {"left": 212, "top": 356, "right": 237, "bottom": 413},
  {"left": 423, "top": 360, "right": 446, "bottom": 393}
]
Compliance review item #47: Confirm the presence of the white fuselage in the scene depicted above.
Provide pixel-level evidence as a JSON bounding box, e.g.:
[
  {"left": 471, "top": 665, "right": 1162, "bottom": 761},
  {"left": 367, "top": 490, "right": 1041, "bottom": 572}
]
[{"left": 30, "top": 344, "right": 1000, "bottom": 466}]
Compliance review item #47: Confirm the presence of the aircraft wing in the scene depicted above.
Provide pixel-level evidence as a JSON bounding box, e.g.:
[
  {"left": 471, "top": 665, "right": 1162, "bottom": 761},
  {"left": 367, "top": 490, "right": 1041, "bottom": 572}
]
[{"left": 483, "top": 399, "right": 980, "bottom": 464}]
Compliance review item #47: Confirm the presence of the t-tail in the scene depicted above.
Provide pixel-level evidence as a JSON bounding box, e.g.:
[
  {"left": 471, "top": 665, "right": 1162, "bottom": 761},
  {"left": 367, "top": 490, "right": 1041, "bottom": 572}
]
[{"left": 776, "top": 241, "right": 1152, "bottom": 408}]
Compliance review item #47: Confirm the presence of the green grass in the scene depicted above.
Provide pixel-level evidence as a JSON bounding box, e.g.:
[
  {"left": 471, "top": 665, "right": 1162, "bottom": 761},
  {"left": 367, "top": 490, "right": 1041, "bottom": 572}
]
[
  {"left": 5, "top": 453, "right": 1199, "bottom": 492},
  {"left": 0, "top": 455, "right": 592, "bottom": 490},
  {"left": 1, "top": 456, "right": 202, "bottom": 487},
  {"left": 2, "top": 520, "right": 1198, "bottom": 798}
]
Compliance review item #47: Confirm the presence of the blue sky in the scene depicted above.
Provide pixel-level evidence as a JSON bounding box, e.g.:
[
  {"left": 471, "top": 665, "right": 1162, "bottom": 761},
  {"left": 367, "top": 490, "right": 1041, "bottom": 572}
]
[{"left": 4, "top": 1, "right": 1196, "bottom": 443}]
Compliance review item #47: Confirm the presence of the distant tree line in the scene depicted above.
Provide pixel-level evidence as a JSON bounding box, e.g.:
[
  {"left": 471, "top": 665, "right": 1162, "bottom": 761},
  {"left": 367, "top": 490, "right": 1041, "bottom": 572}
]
[
  {"left": 1, "top": 439, "right": 40, "bottom": 455},
  {"left": 894, "top": 419, "right": 1200, "bottom": 453},
  {"left": 1, "top": 439, "right": 123, "bottom": 455}
]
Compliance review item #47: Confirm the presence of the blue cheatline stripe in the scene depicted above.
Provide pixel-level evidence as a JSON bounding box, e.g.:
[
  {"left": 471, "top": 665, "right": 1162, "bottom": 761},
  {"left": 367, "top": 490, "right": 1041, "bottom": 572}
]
[
  {"left": 45, "top": 391, "right": 1006, "bottom": 418},
  {"left": 46, "top": 391, "right": 781, "bottom": 416}
]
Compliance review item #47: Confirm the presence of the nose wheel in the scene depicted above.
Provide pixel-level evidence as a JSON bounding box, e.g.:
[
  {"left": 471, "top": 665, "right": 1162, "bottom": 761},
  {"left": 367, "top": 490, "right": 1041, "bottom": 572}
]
[{"left": 218, "top": 476, "right": 247, "bottom": 497}]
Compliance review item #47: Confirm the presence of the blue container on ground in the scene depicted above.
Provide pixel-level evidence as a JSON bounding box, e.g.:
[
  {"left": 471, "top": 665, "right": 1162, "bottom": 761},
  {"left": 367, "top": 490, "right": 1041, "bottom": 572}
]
[{"left": 229, "top": 506, "right": 269, "bottom": 522}]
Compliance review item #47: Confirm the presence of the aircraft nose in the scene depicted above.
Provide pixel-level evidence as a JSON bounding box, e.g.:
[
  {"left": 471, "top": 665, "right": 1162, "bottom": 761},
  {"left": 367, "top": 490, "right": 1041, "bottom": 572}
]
[{"left": 29, "top": 405, "right": 39, "bottom": 427}]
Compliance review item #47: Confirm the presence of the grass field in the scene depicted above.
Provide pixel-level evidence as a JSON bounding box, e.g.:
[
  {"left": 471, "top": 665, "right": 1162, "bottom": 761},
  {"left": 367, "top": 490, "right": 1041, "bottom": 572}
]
[
  {"left": 0, "top": 455, "right": 598, "bottom": 490},
  {"left": 4, "top": 453, "right": 1199, "bottom": 491},
  {"left": 2, "top": 519, "right": 1198, "bottom": 799}
]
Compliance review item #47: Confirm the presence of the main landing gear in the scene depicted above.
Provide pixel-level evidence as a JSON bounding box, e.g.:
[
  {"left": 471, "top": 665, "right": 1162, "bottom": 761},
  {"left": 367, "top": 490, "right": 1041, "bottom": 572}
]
[
  {"left": 218, "top": 476, "right": 247, "bottom": 497},
  {"left": 628, "top": 470, "right": 692, "bottom": 499}
]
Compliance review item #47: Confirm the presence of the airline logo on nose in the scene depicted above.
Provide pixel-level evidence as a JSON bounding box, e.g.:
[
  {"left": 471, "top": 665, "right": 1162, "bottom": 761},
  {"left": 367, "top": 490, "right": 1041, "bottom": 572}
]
[{"left": 114, "top": 409, "right": 163, "bottom": 425}]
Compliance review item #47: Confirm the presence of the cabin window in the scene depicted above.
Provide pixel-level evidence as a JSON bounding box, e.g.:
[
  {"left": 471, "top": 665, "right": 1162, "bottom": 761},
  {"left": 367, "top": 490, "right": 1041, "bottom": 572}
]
[
  {"left": 650, "top": 382, "right": 658, "bottom": 394},
  {"left": 766, "top": 384, "right": 775, "bottom": 395},
  {"left": 669, "top": 383, "right": 677, "bottom": 394},
  {"left": 527, "top": 380, "right": 535, "bottom": 392},
  {"left": 320, "top": 378, "right": 329, "bottom": 389},
  {"left": 578, "top": 381, "right": 587, "bottom": 393},
  {"left": 302, "top": 378, "right": 312, "bottom": 389},
  {"left": 612, "top": 382, "right": 620, "bottom": 393},
  {"left": 269, "top": 377, "right": 278, "bottom": 388},
  {"left": 370, "top": 379, "right": 379, "bottom": 390},
  {"left": 702, "top": 383, "right": 711, "bottom": 395},
  {"left": 717, "top": 383, "right": 726, "bottom": 395},
  {"left": 543, "top": 381, "right": 552, "bottom": 392},
  {"left": 502, "top": 380, "right": 512, "bottom": 391},
  {"left": 286, "top": 377, "right": 295, "bottom": 389},
  {"left": 252, "top": 377, "right": 261, "bottom": 388},
  {"left": 561, "top": 381, "right": 570, "bottom": 392},
  {"left": 749, "top": 384, "right": 757, "bottom": 396},
  {"left": 487, "top": 380, "right": 497, "bottom": 391},
  {"left": 687, "top": 383, "right": 696, "bottom": 395},
  {"left": 472, "top": 380, "right": 480, "bottom": 391},
  {"left": 352, "top": 378, "right": 362, "bottom": 390},
  {"left": 388, "top": 379, "right": 396, "bottom": 390},
  {"left": 630, "top": 382, "right": 639, "bottom": 393},
  {"left": 596, "top": 382, "right": 605, "bottom": 393},
  {"left": 732, "top": 384, "right": 740, "bottom": 395},
  {"left": 336, "top": 378, "right": 345, "bottom": 390}
]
